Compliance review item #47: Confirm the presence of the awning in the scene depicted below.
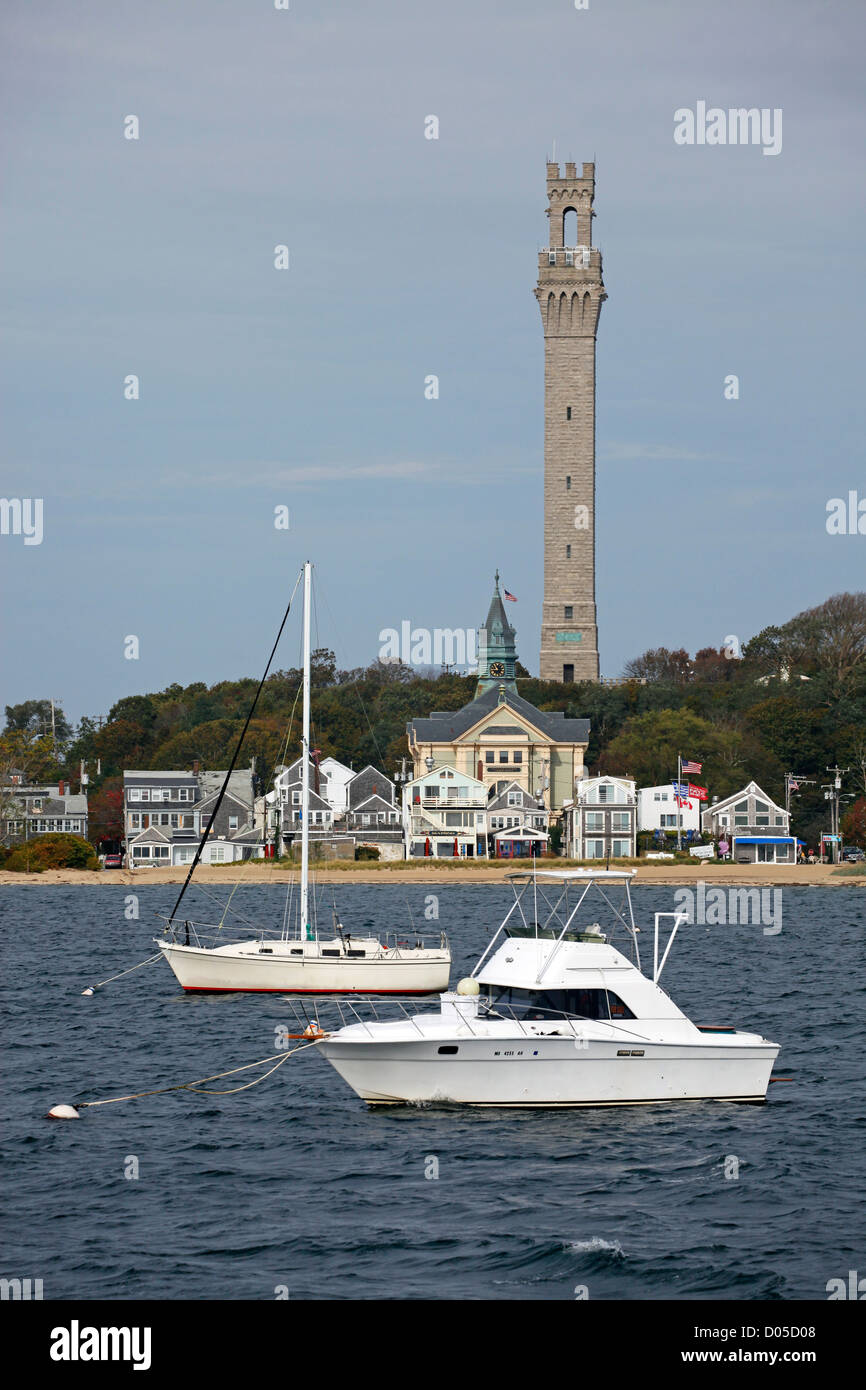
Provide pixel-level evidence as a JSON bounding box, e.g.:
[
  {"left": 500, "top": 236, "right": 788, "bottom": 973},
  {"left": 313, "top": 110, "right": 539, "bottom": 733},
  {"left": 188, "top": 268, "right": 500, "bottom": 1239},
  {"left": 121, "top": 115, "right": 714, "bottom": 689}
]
[
  {"left": 494, "top": 828, "right": 549, "bottom": 841},
  {"left": 732, "top": 836, "right": 795, "bottom": 845}
]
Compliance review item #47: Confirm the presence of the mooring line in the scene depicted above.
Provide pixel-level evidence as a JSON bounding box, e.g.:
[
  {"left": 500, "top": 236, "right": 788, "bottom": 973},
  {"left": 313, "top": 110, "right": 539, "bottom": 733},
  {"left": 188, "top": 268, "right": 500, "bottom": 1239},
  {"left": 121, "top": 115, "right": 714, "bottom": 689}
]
[
  {"left": 81, "top": 951, "right": 164, "bottom": 995},
  {"left": 55, "top": 1037, "right": 326, "bottom": 1116}
]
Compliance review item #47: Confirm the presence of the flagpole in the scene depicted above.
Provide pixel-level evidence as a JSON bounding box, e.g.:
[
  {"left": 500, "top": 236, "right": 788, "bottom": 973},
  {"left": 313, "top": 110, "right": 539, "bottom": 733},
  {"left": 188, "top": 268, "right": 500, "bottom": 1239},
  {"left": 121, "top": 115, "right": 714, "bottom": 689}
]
[{"left": 677, "top": 752, "right": 682, "bottom": 851}]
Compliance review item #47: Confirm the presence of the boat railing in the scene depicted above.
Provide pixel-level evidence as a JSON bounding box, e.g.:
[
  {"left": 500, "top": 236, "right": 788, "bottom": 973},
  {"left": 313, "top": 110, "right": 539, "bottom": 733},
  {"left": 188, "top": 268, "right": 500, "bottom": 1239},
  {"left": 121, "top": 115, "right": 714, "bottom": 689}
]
[
  {"left": 158, "top": 916, "right": 448, "bottom": 955},
  {"left": 277, "top": 995, "right": 652, "bottom": 1046}
]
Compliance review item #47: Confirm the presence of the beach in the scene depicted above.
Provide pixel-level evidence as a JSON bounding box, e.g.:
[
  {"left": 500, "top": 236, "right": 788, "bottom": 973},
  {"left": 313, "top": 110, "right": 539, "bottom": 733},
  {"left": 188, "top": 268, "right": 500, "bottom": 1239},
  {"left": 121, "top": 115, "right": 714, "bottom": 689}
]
[{"left": 2, "top": 861, "right": 862, "bottom": 888}]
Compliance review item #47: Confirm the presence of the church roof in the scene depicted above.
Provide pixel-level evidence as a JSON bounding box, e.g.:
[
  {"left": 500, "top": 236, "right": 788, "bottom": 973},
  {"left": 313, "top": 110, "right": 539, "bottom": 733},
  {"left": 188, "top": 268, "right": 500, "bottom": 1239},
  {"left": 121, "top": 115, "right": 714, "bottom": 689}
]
[{"left": 409, "top": 684, "right": 589, "bottom": 745}]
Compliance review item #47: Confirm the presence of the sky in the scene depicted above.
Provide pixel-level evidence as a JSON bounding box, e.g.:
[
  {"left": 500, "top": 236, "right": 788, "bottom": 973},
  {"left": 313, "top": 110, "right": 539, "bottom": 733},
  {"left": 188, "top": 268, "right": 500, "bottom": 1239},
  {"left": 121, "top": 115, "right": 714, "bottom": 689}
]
[{"left": 2, "top": 0, "right": 865, "bottom": 724}]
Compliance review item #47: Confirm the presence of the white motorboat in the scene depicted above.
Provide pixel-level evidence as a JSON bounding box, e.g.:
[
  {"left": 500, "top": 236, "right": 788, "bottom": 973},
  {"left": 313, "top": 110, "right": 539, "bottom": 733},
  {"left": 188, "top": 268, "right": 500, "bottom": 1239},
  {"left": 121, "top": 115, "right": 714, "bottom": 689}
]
[
  {"left": 156, "top": 561, "right": 451, "bottom": 995},
  {"left": 316, "top": 869, "right": 780, "bottom": 1106}
]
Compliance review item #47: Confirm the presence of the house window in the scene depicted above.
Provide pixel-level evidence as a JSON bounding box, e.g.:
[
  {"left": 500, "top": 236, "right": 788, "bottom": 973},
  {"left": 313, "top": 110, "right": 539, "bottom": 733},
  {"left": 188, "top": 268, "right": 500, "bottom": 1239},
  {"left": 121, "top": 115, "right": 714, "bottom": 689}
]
[
  {"left": 292, "top": 791, "right": 301, "bottom": 806},
  {"left": 565, "top": 476, "right": 571, "bottom": 491},
  {"left": 585, "top": 812, "right": 604, "bottom": 831},
  {"left": 755, "top": 815, "right": 769, "bottom": 826},
  {"left": 210, "top": 846, "right": 226, "bottom": 862},
  {"left": 563, "top": 665, "right": 574, "bottom": 683},
  {"left": 499, "top": 751, "right": 508, "bottom": 764},
  {"left": 612, "top": 812, "right": 630, "bottom": 831},
  {"left": 566, "top": 544, "right": 571, "bottom": 558},
  {"left": 129, "top": 789, "right": 141, "bottom": 802},
  {"left": 426, "top": 785, "right": 439, "bottom": 798},
  {"left": 564, "top": 606, "right": 573, "bottom": 621},
  {"left": 734, "top": 801, "right": 748, "bottom": 812},
  {"left": 612, "top": 839, "right": 630, "bottom": 858},
  {"left": 229, "top": 816, "right": 239, "bottom": 830},
  {"left": 775, "top": 816, "right": 783, "bottom": 825},
  {"left": 755, "top": 800, "right": 768, "bottom": 813},
  {"left": 598, "top": 784, "right": 612, "bottom": 803},
  {"left": 140, "top": 790, "right": 150, "bottom": 802},
  {"left": 585, "top": 840, "right": 605, "bottom": 859},
  {"left": 734, "top": 815, "right": 748, "bottom": 826},
  {"left": 507, "top": 791, "right": 521, "bottom": 806},
  {"left": 566, "top": 406, "right": 572, "bottom": 420},
  {"left": 653, "top": 792, "right": 661, "bottom": 802}
]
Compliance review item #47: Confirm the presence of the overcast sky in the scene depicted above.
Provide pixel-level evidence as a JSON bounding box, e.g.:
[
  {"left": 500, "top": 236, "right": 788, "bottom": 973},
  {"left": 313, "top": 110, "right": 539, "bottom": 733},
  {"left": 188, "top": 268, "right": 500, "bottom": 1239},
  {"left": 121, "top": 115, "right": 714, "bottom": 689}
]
[{"left": 2, "top": 0, "right": 864, "bottom": 723}]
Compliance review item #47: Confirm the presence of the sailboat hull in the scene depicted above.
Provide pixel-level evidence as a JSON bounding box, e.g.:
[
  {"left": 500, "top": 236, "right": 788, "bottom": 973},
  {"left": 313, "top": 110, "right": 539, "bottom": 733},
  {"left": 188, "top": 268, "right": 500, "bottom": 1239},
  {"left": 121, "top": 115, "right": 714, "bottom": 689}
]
[{"left": 157, "top": 940, "right": 450, "bottom": 994}]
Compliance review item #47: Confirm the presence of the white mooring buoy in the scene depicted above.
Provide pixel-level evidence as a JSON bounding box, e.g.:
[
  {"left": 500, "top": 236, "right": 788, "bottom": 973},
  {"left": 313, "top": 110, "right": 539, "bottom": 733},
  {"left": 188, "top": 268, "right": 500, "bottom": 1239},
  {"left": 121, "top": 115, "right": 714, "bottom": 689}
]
[
  {"left": 81, "top": 988, "right": 95, "bottom": 997},
  {"left": 47, "top": 1105, "right": 80, "bottom": 1120}
]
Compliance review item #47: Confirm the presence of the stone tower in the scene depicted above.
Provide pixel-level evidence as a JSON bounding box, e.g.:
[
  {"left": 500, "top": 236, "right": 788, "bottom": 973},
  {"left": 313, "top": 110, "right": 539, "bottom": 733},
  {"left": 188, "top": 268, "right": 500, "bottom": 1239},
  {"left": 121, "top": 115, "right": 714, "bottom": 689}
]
[
  {"left": 535, "top": 160, "right": 606, "bottom": 682},
  {"left": 475, "top": 571, "right": 518, "bottom": 698}
]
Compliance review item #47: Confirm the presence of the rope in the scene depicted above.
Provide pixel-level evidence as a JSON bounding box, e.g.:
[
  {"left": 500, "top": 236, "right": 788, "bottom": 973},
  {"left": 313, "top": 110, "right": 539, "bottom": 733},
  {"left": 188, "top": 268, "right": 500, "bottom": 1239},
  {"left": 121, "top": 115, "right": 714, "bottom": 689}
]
[
  {"left": 84, "top": 951, "right": 163, "bottom": 992},
  {"left": 74, "top": 1038, "right": 325, "bottom": 1109}
]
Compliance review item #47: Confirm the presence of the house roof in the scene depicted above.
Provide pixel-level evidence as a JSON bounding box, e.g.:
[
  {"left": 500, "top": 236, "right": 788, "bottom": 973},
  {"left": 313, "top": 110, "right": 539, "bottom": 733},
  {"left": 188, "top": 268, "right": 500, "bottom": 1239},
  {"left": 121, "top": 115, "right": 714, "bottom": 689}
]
[
  {"left": 409, "top": 685, "right": 590, "bottom": 745},
  {"left": 198, "top": 769, "right": 254, "bottom": 806},
  {"left": 350, "top": 794, "right": 395, "bottom": 814},
  {"left": 124, "top": 771, "right": 196, "bottom": 782},
  {"left": 195, "top": 790, "right": 250, "bottom": 815},
  {"left": 707, "top": 780, "right": 786, "bottom": 815},
  {"left": 487, "top": 781, "right": 544, "bottom": 812}
]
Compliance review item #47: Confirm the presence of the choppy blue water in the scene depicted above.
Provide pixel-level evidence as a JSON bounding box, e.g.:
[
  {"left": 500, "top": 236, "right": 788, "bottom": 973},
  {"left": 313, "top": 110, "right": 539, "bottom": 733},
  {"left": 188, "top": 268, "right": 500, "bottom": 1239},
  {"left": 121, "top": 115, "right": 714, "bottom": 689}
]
[{"left": 1, "top": 882, "right": 864, "bottom": 1300}]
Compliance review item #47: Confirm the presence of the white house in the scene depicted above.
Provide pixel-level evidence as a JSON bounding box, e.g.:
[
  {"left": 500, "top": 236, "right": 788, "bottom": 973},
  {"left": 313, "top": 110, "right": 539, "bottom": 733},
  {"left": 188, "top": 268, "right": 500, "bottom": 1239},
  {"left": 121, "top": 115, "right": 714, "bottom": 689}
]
[
  {"left": 403, "top": 765, "right": 489, "bottom": 858},
  {"left": 318, "top": 757, "right": 355, "bottom": 816},
  {"left": 637, "top": 784, "right": 700, "bottom": 835},
  {"left": 562, "top": 776, "right": 636, "bottom": 860}
]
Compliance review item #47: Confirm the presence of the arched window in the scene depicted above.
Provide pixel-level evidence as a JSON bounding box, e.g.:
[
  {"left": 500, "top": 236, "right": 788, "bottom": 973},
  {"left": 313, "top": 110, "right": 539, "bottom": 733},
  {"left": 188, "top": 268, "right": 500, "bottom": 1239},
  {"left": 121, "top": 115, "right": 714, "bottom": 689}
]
[{"left": 562, "top": 207, "right": 578, "bottom": 246}]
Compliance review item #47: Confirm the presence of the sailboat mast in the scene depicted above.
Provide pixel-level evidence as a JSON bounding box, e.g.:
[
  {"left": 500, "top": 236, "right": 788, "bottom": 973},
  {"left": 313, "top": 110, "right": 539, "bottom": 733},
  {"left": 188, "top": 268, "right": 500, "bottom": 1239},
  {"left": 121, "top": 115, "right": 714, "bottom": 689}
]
[{"left": 300, "top": 560, "right": 312, "bottom": 938}]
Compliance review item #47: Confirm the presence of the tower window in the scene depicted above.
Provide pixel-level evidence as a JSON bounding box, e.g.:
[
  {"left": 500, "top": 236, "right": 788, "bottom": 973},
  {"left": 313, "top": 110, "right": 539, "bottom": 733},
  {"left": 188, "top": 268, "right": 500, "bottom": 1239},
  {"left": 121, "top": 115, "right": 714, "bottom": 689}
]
[
  {"left": 566, "top": 544, "right": 571, "bottom": 558},
  {"left": 564, "top": 606, "right": 573, "bottom": 620},
  {"left": 565, "top": 476, "right": 571, "bottom": 491},
  {"left": 566, "top": 407, "right": 572, "bottom": 420},
  {"left": 563, "top": 665, "right": 575, "bottom": 683}
]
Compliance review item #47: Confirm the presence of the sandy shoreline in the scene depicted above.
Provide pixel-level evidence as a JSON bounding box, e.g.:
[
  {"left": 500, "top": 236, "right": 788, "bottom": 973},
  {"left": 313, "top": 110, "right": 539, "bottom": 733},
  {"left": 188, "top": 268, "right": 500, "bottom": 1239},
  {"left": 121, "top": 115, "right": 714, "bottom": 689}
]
[{"left": 1, "top": 863, "right": 862, "bottom": 888}]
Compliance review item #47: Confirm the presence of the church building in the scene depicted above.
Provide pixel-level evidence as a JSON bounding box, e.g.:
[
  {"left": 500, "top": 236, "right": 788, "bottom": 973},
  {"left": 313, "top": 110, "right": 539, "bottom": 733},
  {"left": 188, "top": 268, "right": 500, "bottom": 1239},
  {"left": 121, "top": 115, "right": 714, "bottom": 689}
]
[{"left": 406, "top": 575, "right": 590, "bottom": 816}]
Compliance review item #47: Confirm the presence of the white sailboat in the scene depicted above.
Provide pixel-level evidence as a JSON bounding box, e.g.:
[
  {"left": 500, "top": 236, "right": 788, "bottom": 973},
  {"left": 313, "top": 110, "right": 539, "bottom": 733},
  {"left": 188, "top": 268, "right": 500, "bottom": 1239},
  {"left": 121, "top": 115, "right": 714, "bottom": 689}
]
[
  {"left": 317, "top": 869, "right": 780, "bottom": 1106},
  {"left": 156, "top": 562, "right": 451, "bottom": 994}
]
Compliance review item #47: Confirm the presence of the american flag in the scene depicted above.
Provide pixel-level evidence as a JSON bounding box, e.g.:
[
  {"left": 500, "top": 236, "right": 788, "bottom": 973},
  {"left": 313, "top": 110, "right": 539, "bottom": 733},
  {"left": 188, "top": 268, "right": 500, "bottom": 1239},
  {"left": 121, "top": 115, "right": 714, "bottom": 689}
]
[
  {"left": 788, "top": 778, "right": 799, "bottom": 791},
  {"left": 503, "top": 588, "right": 517, "bottom": 602},
  {"left": 681, "top": 758, "right": 702, "bottom": 774}
]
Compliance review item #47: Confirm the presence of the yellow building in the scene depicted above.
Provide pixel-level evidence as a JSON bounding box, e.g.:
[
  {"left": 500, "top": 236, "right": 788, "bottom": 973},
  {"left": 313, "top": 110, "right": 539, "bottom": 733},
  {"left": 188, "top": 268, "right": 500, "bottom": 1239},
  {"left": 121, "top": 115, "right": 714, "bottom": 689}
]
[{"left": 407, "top": 577, "right": 590, "bottom": 814}]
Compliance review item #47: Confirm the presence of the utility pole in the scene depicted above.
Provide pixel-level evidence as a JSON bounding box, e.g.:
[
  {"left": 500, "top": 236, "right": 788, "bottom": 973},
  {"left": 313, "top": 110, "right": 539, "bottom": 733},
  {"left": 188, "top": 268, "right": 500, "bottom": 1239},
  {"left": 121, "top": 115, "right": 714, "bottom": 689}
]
[{"left": 825, "top": 766, "right": 850, "bottom": 864}]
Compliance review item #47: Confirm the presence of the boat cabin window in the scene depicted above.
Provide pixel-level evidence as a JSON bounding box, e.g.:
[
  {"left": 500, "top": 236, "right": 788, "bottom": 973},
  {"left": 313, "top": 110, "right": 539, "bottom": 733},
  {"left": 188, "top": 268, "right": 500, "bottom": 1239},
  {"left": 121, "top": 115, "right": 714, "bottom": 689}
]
[{"left": 483, "top": 986, "right": 635, "bottom": 1021}]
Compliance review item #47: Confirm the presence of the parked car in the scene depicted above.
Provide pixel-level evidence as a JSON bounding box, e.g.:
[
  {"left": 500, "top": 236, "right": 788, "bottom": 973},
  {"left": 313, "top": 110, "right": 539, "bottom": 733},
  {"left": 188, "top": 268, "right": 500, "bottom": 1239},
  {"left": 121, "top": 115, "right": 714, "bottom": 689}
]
[
  {"left": 841, "top": 845, "right": 865, "bottom": 862},
  {"left": 103, "top": 853, "right": 123, "bottom": 869}
]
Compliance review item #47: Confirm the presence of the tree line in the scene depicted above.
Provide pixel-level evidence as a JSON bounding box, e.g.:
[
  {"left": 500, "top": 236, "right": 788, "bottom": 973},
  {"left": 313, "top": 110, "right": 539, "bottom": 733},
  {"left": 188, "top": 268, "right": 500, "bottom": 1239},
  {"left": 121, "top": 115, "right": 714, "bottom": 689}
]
[{"left": 3, "top": 592, "right": 864, "bottom": 851}]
